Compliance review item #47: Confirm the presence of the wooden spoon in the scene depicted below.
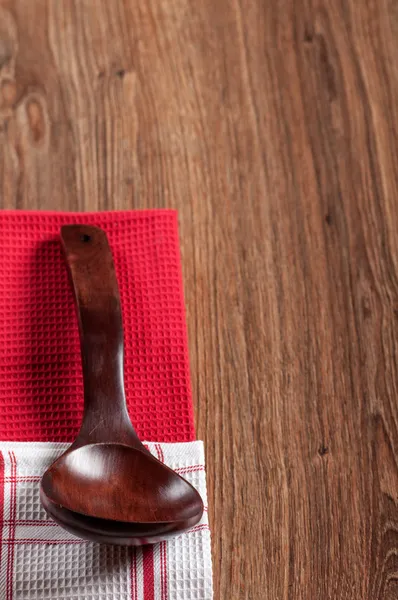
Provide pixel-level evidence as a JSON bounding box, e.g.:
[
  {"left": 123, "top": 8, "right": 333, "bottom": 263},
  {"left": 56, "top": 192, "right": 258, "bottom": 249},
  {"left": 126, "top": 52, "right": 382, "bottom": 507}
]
[{"left": 40, "top": 224, "right": 204, "bottom": 545}]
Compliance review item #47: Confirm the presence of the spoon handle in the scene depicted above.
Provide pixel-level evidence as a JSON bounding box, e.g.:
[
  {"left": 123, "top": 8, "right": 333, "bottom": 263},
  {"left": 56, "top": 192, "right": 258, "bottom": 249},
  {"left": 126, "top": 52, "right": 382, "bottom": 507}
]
[{"left": 61, "top": 225, "right": 141, "bottom": 447}]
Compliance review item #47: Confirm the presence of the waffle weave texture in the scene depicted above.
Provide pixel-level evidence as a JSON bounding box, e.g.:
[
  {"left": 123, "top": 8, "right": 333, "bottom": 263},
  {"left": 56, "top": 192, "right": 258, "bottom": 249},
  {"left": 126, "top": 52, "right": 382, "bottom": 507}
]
[{"left": 0, "top": 210, "right": 195, "bottom": 443}]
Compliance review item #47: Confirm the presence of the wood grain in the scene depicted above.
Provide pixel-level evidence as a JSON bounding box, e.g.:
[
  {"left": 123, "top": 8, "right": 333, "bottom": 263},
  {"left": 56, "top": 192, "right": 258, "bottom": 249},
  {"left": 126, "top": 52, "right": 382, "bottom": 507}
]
[{"left": 1, "top": 0, "right": 398, "bottom": 597}]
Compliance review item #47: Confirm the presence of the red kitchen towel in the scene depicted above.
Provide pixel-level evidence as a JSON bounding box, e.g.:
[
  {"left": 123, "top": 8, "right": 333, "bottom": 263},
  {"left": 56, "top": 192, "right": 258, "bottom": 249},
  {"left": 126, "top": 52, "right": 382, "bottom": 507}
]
[{"left": 0, "top": 210, "right": 195, "bottom": 443}]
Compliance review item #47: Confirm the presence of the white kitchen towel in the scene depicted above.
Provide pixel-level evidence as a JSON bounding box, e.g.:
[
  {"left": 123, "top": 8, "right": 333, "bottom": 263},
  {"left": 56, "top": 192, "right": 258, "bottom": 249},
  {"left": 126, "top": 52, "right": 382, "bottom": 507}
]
[{"left": 0, "top": 441, "right": 213, "bottom": 600}]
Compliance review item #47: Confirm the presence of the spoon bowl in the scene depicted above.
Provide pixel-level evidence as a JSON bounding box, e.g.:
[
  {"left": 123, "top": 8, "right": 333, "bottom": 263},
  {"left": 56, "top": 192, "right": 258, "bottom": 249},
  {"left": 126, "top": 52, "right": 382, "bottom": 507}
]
[{"left": 41, "top": 443, "right": 203, "bottom": 545}]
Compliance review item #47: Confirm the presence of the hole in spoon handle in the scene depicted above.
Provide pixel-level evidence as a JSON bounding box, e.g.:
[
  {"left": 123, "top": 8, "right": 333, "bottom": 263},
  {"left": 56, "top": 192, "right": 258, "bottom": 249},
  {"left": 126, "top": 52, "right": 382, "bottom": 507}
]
[{"left": 60, "top": 225, "right": 139, "bottom": 446}]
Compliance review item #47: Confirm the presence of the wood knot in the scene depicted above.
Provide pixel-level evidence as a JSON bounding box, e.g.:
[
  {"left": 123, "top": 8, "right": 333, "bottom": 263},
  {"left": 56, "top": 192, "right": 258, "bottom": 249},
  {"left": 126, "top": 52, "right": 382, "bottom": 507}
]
[
  {"left": 325, "top": 214, "right": 332, "bottom": 225},
  {"left": 362, "top": 297, "right": 372, "bottom": 319},
  {"left": 0, "top": 9, "right": 18, "bottom": 72},
  {"left": 0, "top": 79, "right": 16, "bottom": 107},
  {"left": 303, "top": 27, "right": 314, "bottom": 43},
  {"left": 302, "top": 25, "right": 337, "bottom": 101},
  {"left": 26, "top": 98, "right": 46, "bottom": 143},
  {"left": 0, "top": 39, "right": 12, "bottom": 70},
  {"left": 318, "top": 34, "right": 337, "bottom": 100},
  {"left": 318, "top": 444, "right": 329, "bottom": 457}
]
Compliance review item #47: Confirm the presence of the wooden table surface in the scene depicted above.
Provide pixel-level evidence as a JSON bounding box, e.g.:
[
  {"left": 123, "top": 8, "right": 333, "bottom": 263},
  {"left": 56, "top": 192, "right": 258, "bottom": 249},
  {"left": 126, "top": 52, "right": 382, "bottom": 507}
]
[{"left": 1, "top": 1, "right": 398, "bottom": 598}]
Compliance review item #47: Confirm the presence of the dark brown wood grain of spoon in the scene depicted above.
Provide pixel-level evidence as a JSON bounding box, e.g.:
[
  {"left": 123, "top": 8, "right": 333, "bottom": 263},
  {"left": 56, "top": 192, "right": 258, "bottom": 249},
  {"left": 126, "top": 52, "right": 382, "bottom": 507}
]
[{"left": 40, "top": 224, "right": 204, "bottom": 545}]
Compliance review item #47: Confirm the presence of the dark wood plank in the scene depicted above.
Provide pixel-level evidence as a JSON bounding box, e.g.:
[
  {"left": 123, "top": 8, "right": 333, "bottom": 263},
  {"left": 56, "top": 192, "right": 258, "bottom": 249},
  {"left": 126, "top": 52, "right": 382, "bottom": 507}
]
[{"left": 2, "top": 0, "right": 398, "bottom": 597}]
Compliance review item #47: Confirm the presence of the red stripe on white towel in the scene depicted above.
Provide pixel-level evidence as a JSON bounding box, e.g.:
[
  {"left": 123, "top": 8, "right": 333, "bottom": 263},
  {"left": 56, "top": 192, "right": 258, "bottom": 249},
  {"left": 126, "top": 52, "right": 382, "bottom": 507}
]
[
  {"left": 143, "top": 546, "right": 155, "bottom": 600},
  {"left": 155, "top": 444, "right": 168, "bottom": 600},
  {"left": 6, "top": 452, "right": 17, "bottom": 600},
  {"left": 0, "top": 452, "right": 5, "bottom": 574}
]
